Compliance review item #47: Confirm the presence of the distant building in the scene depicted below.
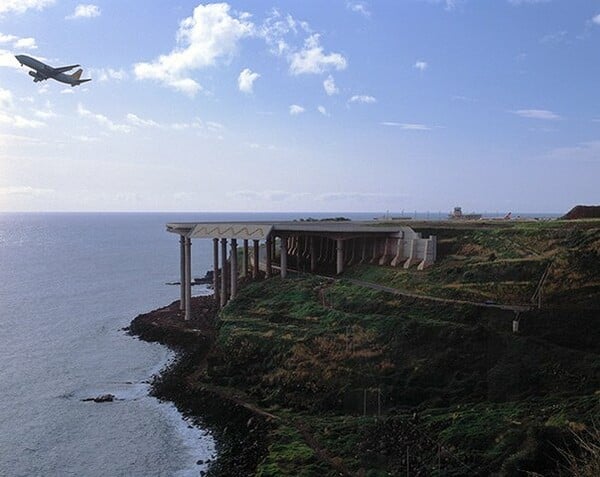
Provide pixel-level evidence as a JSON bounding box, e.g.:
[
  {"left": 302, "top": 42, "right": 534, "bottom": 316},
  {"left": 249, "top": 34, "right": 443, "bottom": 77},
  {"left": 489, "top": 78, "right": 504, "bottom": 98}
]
[{"left": 449, "top": 206, "right": 482, "bottom": 220}]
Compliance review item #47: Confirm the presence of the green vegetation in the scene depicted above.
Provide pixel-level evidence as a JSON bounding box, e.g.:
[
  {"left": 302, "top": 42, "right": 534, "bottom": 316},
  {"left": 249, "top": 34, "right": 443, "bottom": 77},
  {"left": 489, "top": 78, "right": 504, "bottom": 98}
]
[
  {"left": 346, "top": 219, "right": 600, "bottom": 308},
  {"left": 194, "top": 259, "right": 599, "bottom": 475},
  {"left": 146, "top": 220, "right": 599, "bottom": 475}
]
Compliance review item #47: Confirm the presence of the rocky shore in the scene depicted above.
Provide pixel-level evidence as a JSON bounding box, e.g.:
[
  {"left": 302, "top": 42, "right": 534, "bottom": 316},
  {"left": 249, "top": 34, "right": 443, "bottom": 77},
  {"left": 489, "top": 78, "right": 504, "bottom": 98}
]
[{"left": 128, "top": 296, "right": 272, "bottom": 476}]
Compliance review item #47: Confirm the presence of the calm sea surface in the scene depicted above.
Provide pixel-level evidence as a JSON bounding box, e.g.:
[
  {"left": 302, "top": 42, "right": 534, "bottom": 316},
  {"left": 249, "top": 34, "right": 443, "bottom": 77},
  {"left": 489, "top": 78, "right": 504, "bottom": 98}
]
[{"left": 0, "top": 212, "right": 379, "bottom": 477}]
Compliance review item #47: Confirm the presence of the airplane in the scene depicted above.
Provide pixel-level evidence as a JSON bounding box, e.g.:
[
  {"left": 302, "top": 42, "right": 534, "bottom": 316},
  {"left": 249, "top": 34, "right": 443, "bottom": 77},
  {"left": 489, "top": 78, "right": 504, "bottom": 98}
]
[{"left": 15, "top": 54, "right": 91, "bottom": 87}]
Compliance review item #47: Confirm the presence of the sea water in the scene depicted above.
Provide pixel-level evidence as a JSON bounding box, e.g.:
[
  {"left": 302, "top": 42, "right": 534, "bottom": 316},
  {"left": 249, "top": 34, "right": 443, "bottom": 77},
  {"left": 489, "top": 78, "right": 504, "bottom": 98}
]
[{"left": 0, "top": 212, "right": 378, "bottom": 477}]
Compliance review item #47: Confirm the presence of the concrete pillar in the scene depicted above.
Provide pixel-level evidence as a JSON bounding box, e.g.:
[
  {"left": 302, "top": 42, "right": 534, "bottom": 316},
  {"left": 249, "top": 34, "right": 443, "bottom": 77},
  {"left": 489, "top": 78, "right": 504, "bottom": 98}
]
[
  {"left": 360, "top": 238, "right": 367, "bottom": 264},
  {"left": 266, "top": 237, "right": 272, "bottom": 278},
  {"left": 403, "top": 239, "right": 420, "bottom": 269},
  {"left": 213, "top": 238, "right": 220, "bottom": 304},
  {"left": 370, "top": 238, "right": 380, "bottom": 264},
  {"left": 391, "top": 236, "right": 405, "bottom": 267},
  {"left": 253, "top": 240, "right": 260, "bottom": 279},
  {"left": 336, "top": 239, "right": 344, "bottom": 275},
  {"left": 310, "top": 237, "right": 317, "bottom": 272},
  {"left": 230, "top": 239, "right": 238, "bottom": 299},
  {"left": 280, "top": 237, "right": 288, "bottom": 278},
  {"left": 220, "top": 238, "right": 228, "bottom": 308},
  {"left": 243, "top": 239, "right": 249, "bottom": 278},
  {"left": 184, "top": 237, "right": 192, "bottom": 321},
  {"left": 179, "top": 235, "right": 186, "bottom": 311}
]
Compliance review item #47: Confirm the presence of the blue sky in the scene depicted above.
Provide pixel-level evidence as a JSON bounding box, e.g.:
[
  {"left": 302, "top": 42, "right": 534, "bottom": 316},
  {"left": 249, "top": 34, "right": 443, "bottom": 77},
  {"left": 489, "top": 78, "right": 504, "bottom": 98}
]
[{"left": 0, "top": 0, "right": 599, "bottom": 213}]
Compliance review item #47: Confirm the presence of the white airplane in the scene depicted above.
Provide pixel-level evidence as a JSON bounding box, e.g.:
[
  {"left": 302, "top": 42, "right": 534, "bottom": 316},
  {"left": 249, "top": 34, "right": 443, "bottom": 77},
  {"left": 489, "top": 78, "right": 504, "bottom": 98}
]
[{"left": 15, "top": 54, "right": 91, "bottom": 87}]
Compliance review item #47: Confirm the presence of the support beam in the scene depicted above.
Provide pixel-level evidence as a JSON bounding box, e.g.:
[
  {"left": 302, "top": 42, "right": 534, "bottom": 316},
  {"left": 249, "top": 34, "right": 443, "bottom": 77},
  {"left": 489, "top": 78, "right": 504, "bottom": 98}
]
[
  {"left": 179, "top": 235, "right": 185, "bottom": 311},
  {"left": 280, "top": 236, "right": 288, "bottom": 278},
  {"left": 252, "top": 239, "right": 260, "bottom": 279},
  {"left": 184, "top": 237, "right": 192, "bottom": 321},
  {"left": 220, "top": 238, "right": 228, "bottom": 308},
  {"left": 230, "top": 239, "right": 238, "bottom": 298},
  {"left": 266, "top": 237, "right": 272, "bottom": 278},
  {"left": 212, "top": 238, "right": 220, "bottom": 304},
  {"left": 243, "top": 239, "right": 249, "bottom": 278},
  {"left": 310, "top": 237, "right": 317, "bottom": 272},
  {"left": 336, "top": 239, "right": 344, "bottom": 275}
]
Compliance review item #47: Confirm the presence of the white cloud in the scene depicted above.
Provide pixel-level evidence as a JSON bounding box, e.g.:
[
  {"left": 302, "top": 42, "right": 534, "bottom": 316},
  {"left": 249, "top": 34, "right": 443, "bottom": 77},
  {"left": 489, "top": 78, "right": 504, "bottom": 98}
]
[
  {"left": 0, "top": 33, "right": 38, "bottom": 51},
  {"left": 0, "top": 86, "right": 45, "bottom": 128},
  {"left": 66, "top": 4, "right": 101, "bottom": 19},
  {"left": 349, "top": 94, "right": 376, "bottom": 104},
  {"left": 0, "top": 34, "right": 17, "bottom": 43},
  {"left": 380, "top": 122, "right": 431, "bottom": 130},
  {"left": 540, "top": 30, "right": 567, "bottom": 44},
  {"left": 317, "top": 105, "right": 328, "bottom": 116},
  {"left": 259, "top": 9, "right": 311, "bottom": 56},
  {"left": 134, "top": 3, "right": 254, "bottom": 96},
  {"left": 0, "top": 186, "right": 54, "bottom": 196},
  {"left": 414, "top": 60, "right": 428, "bottom": 71},
  {"left": 289, "top": 104, "right": 305, "bottom": 115},
  {"left": 323, "top": 75, "right": 338, "bottom": 96},
  {"left": 592, "top": 14, "right": 600, "bottom": 25},
  {"left": 77, "top": 103, "right": 131, "bottom": 132},
  {"left": 347, "top": 2, "right": 371, "bottom": 17},
  {"left": 0, "top": 50, "right": 20, "bottom": 68},
  {"left": 34, "top": 109, "right": 56, "bottom": 119},
  {"left": 60, "top": 88, "right": 74, "bottom": 94},
  {"left": 0, "top": 0, "right": 55, "bottom": 15},
  {"left": 0, "top": 112, "right": 45, "bottom": 128},
  {"left": 238, "top": 68, "right": 260, "bottom": 93},
  {"left": 13, "top": 37, "right": 37, "bottom": 49},
  {"left": 0, "top": 87, "right": 14, "bottom": 109},
  {"left": 512, "top": 109, "right": 561, "bottom": 120},
  {"left": 92, "top": 68, "right": 128, "bottom": 81},
  {"left": 126, "top": 113, "right": 160, "bottom": 128},
  {"left": 289, "top": 34, "right": 347, "bottom": 75}
]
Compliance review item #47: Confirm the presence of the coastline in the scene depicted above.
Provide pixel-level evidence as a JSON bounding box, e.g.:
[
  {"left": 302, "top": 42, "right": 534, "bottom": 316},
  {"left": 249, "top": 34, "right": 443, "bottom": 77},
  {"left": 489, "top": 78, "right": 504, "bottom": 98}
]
[{"left": 128, "top": 295, "right": 272, "bottom": 476}]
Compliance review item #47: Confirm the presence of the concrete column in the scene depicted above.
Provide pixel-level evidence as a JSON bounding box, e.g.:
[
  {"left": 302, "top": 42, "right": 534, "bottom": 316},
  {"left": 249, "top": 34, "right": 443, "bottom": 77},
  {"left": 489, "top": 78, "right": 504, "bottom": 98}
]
[
  {"left": 310, "top": 237, "right": 317, "bottom": 272},
  {"left": 253, "top": 240, "right": 260, "bottom": 279},
  {"left": 280, "top": 237, "right": 288, "bottom": 278},
  {"left": 370, "top": 238, "right": 379, "bottom": 264},
  {"left": 243, "top": 239, "right": 249, "bottom": 277},
  {"left": 179, "top": 235, "right": 186, "bottom": 311},
  {"left": 266, "top": 238, "right": 272, "bottom": 278},
  {"left": 360, "top": 238, "right": 367, "bottom": 264},
  {"left": 403, "top": 239, "right": 420, "bottom": 269},
  {"left": 212, "top": 238, "right": 220, "bottom": 304},
  {"left": 230, "top": 239, "right": 238, "bottom": 299},
  {"left": 184, "top": 237, "right": 192, "bottom": 321},
  {"left": 220, "top": 238, "right": 228, "bottom": 308},
  {"left": 336, "top": 239, "right": 344, "bottom": 275}
]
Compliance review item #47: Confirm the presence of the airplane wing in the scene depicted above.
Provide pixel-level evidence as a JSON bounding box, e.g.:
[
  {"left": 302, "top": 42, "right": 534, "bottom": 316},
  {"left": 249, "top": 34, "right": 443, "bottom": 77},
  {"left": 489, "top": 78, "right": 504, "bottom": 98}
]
[{"left": 53, "top": 64, "right": 80, "bottom": 74}]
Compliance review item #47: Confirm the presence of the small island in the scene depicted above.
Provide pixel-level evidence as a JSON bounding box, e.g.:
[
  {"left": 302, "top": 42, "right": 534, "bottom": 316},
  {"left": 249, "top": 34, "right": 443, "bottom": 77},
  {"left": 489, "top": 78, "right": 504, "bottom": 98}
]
[{"left": 130, "top": 214, "right": 600, "bottom": 476}]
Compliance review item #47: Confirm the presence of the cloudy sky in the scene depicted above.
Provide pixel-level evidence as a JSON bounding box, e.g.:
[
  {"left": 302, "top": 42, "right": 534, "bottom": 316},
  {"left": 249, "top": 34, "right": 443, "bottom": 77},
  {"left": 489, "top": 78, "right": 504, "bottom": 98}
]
[{"left": 0, "top": 0, "right": 599, "bottom": 213}]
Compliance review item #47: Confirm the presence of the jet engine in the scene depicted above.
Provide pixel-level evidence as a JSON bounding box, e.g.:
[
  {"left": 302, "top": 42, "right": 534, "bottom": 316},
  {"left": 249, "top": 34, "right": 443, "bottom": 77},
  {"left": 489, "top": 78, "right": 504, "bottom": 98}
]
[{"left": 28, "top": 71, "right": 44, "bottom": 82}]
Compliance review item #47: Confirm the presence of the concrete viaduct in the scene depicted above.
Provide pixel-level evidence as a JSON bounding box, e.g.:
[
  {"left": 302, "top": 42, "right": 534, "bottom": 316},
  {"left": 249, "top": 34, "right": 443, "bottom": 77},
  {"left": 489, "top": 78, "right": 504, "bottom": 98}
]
[{"left": 166, "top": 221, "right": 437, "bottom": 321}]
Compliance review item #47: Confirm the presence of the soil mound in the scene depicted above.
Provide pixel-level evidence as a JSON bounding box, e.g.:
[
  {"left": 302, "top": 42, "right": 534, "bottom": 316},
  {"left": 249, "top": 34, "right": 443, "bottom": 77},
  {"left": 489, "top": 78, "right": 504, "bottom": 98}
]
[{"left": 562, "top": 205, "right": 600, "bottom": 220}]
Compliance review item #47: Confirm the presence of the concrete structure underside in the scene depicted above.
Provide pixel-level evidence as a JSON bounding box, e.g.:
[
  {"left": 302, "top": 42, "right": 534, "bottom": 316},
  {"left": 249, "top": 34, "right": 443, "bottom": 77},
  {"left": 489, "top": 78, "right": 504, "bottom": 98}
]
[{"left": 167, "top": 221, "right": 437, "bottom": 319}]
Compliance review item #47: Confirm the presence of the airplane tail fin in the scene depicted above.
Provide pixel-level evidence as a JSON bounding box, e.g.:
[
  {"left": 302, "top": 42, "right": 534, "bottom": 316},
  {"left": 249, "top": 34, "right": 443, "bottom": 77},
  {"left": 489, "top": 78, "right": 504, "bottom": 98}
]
[{"left": 71, "top": 69, "right": 83, "bottom": 80}]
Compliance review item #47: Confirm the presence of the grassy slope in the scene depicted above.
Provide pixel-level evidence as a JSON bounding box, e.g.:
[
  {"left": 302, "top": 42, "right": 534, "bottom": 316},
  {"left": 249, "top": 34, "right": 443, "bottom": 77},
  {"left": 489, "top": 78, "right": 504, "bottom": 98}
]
[
  {"left": 200, "top": 267, "right": 599, "bottom": 476},
  {"left": 345, "top": 219, "right": 600, "bottom": 308}
]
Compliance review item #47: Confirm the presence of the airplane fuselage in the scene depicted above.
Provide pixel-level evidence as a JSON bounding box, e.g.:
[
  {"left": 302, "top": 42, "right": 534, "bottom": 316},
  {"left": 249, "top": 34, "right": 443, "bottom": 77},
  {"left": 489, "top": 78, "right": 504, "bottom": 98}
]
[{"left": 15, "top": 54, "right": 91, "bottom": 87}]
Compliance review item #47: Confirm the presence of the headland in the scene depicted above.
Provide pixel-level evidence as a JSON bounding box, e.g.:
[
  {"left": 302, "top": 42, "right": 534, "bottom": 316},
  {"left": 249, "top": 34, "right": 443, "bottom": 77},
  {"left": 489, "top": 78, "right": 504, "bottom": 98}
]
[{"left": 130, "top": 216, "right": 600, "bottom": 476}]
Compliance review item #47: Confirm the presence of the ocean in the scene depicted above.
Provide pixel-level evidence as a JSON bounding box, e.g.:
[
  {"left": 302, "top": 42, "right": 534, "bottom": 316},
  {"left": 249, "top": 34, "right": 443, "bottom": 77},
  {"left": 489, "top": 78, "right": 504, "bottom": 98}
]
[{"left": 0, "top": 212, "right": 379, "bottom": 477}]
